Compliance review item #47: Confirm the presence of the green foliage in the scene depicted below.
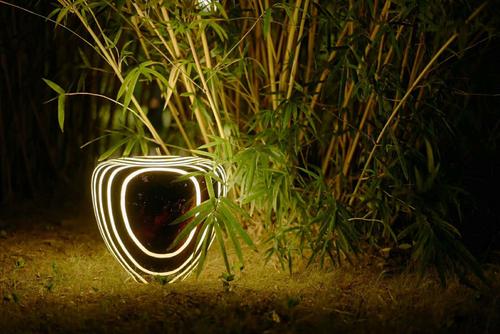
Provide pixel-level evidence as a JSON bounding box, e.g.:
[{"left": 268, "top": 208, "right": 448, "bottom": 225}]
[
  {"left": 43, "top": 78, "right": 66, "bottom": 132},
  {"left": 19, "top": 0, "right": 498, "bottom": 284},
  {"left": 169, "top": 174, "right": 256, "bottom": 276}
]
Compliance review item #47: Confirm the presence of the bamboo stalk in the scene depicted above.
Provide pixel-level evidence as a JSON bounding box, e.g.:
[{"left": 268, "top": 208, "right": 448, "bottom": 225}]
[
  {"left": 321, "top": 81, "right": 354, "bottom": 174},
  {"left": 342, "top": 93, "right": 375, "bottom": 176},
  {"left": 304, "top": 2, "right": 317, "bottom": 86},
  {"left": 199, "top": 19, "right": 225, "bottom": 120},
  {"left": 131, "top": 5, "right": 196, "bottom": 150},
  {"left": 160, "top": 7, "right": 212, "bottom": 145},
  {"left": 279, "top": 0, "right": 303, "bottom": 97},
  {"left": 309, "top": 25, "right": 349, "bottom": 111},
  {"left": 186, "top": 32, "right": 225, "bottom": 139},
  {"left": 323, "top": 1, "right": 392, "bottom": 177},
  {"left": 349, "top": 33, "right": 459, "bottom": 206},
  {"left": 343, "top": 24, "right": 404, "bottom": 179},
  {"left": 168, "top": 101, "right": 194, "bottom": 150},
  {"left": 408, "top": 33, "right": 425, "bottom": 87},
  {"left": 263, "top": 0, "right": 278, "bottom": 110},
  {"left": 286, "top": 0, "right": 310, "bottom": 100},
  {"left": 59, "top": 0, "right": 169, "bottom": 154}
]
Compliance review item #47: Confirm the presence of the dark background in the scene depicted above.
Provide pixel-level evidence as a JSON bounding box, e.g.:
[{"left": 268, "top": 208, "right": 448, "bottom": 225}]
[
  {"left": 0, "top": 2, "right": 102, "bottom": 206},
  {"left": 0, "top": 2, "right": 499, "bottom": 261}
]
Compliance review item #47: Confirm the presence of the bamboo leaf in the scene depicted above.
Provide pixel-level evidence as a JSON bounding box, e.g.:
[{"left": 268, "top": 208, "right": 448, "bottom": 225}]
[
  {"left": 169, "top": 209, "right": 210, "bottom": 251},
  {"left": 214, "top": 222, "right": 231, "bottom": 274},
  {"left": 139, "top": 138, "right": 148, "bottom": 155},
  {"left": 195, "top": 223, "right": 213, "bottom": 277},
  {"left": 220, "top": 198, "right": 256, "bottom": 250},
  {"left": 170, "top": 199, "right": 214, "bottom": 227},
  {"left": 98, "top": 138, "right": 129, "bottom": 161},
  {"left": 123, "top": 138, "right": 136, "bottom": 157},
  {"left": 220, "top": 207, "right": 244, "bottom": 266},
  {"left": 57, "top": 95, "right": 65, "bottom": 132},
  {"left": 43, "top": 78, "right": 65, "bottom": 95},
  {"left": 204, "top": 174, "right": 216, "bottom": 200}
]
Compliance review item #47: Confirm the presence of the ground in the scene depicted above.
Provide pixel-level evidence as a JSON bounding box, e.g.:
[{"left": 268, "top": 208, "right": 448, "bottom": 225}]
[{"left": 0, "top": 203, "right": 499, "bottom": 333}]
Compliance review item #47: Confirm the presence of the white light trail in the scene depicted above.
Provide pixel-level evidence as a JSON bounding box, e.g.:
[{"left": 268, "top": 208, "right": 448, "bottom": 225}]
[{"left": 91, "top": 156, "right": 227, "bottom": 283}]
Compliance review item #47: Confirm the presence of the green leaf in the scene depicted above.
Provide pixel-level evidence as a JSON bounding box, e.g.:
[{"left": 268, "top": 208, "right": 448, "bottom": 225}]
[
  {"left": 98, "top": 138, "right": 129, "bottom": 161},
  {"left": 117, "top": 68, "right": 140, "bottom": 113},
  {"left": 205, "top": 174, "right": 216, "bottom": 199},
  {"left": 170, "top": 199, "right": 214, "bottom": 226},
  {"left": 214, "top": 223, "right": 231, "bottom": 274},
  {"left": 195, "top": 223, "right": 213, "bottom": 277},
  {"left": 220, "top": 208, "right": 244, "bottom": 266},
  {"left": 169, "top": 212, "right": 208, "bottom": 251},
  {"left": 221, "top": 197, "right": 251, "bottom": 221},
  {"left": 168, "top": 199, "right": 215, "bottom": 250},
  {"left": 139, "top": 138, "right": 149, "bottom": 155},
  {"left": 55, "top": 7, "right": 69, "bottom": 25},
  {"left": 57, "top": 95, "right": 65, "bottom": 132},
  {"left": 425, "top": 138, "right": 435, "bottom": 174},
  {"left": 123, "top": 138, "right": 136, "bottom": 157},
  {"left": 43, "top": 78, "right": 65, "bottom": 95},
  {"left": 43, "top": 79, "right": 66, "bottom": 132},
  {"left": 220, "top": 198, "right": 256, "bottom": 249}
]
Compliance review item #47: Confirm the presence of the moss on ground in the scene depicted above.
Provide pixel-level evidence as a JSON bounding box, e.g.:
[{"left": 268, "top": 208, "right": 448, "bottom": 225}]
[{"left": 0, "top": 207, "right": 499, "bottom": 333}]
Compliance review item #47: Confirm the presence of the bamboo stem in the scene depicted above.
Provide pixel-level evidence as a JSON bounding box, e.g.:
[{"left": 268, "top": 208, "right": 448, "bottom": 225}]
[
  {"left": 309, "top": 25, "right": 349, "bottom": 111},
  {"left": 263, "top": 0, "right": 278, "bottom": 110},
  {"left": 305, "top": 3, "right": 317, "bottom": 86},
  {"left": 160, "top": 7, "right": 212, "bottom": 146},
  {"left": 186, "top": 32, "right": 225, "bottom": 139},
  {"left": 60, "top": 0, "right": 169, "bottom": 154},
  {"left": 321, "top": 81, "right": 354, "bottom": 175},
  {"left": 342, "top": 93, "right": 375, "bottom": 176},
  {"left": 349, "top": 33, "right": 459, "bottom": 205},
  {"left": 286, "top": 0, "right": 310, "bottom": 100},
  {"left": 280, "top": 0, "right": 303, "bottom": 97}
]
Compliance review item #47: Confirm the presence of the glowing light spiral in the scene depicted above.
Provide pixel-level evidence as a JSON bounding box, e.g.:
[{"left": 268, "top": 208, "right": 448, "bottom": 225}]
[{"left": 91, "top": 156, "right": 227, "bottom": 283}]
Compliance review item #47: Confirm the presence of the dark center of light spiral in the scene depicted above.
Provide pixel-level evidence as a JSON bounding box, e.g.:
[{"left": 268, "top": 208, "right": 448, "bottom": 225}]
[{"left": 125, "top": 172, "right": 196, "bottom": 253}]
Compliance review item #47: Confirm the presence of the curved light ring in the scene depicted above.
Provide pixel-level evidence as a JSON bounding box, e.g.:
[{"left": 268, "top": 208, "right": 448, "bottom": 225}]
[
  {"left": 114, "top": 158, "right": 227, "bottom": 199},
  {"left": 91, "top": 155, "right": 227, "bottom": 283},
  {"left": 169, "top": 228, "right": 217, "bottom": 283},
  {"left": 120, "top": 167, "right": 201, "bottom": 258},
  {"left": 94, "top": 163, "right": 147, "bottom": 283},
  {"left": 93, "top": 157, "right": 225, "bottom": 279},
  {"left": 107, "top": 165, "right": 199, "bottom": 277},
  {"left": 104, "top": 157, "right": 227, "bottom": 194}
]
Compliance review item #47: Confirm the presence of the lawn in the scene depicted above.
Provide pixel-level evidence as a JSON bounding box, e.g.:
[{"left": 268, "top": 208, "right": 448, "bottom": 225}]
[{"left": 0, "top": 203, "right": 498, "bottom": 333}]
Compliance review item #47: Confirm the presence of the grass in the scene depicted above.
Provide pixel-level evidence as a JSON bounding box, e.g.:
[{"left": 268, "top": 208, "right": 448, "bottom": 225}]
[{"left": 0, "top": 205, "right": 499, "bottom": 333}]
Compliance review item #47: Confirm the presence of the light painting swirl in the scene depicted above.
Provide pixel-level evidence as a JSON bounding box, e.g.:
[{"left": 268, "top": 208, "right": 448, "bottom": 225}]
[{"left": 91, "top": 156, "right": 227, "bottom": 283}]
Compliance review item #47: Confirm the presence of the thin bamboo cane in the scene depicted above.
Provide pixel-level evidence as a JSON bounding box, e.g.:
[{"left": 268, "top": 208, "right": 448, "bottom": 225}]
[
  {"left": 304, "top": 2, "right": 317, "bottom": 86},
  {"left": 263, "top": 0, "right": 279, "bottom": 110},
  {"left": 343, "top": 25, "right": 404, "bottom": 178},
  {"left": 160, "top": 7, "right": 213, "bottom": 146},
  {"left": 322, "top": 1, "right": 392, "bottom": 177},
  {"left": 279, "top": 0, "right": 303, "bottom": 97},
  {"left": 309, "top": 25, "right": 349, "bottom": 111},
  {"left": 186, "top": 32, "right": 226, "bottom": 139},
  {"left": 349, "top": 33, "right": 459, "bottom": 206},
  {"left": 321, "top": 81, "right": 354, "bottom": 174},
  {"left": 59, "top": 0, "right": 169, "bottom": 154},
  {"left": 286, "top": 0, "right": 310, "bottom": 100},
  {"left": 131, "top": 5, "right": 194, "bottom": 149}
]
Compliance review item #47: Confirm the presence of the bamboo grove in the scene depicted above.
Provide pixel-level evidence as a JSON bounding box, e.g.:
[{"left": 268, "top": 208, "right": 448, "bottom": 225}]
[{"left": 1, "top": 0, "right": 498, "bottom": 284}]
